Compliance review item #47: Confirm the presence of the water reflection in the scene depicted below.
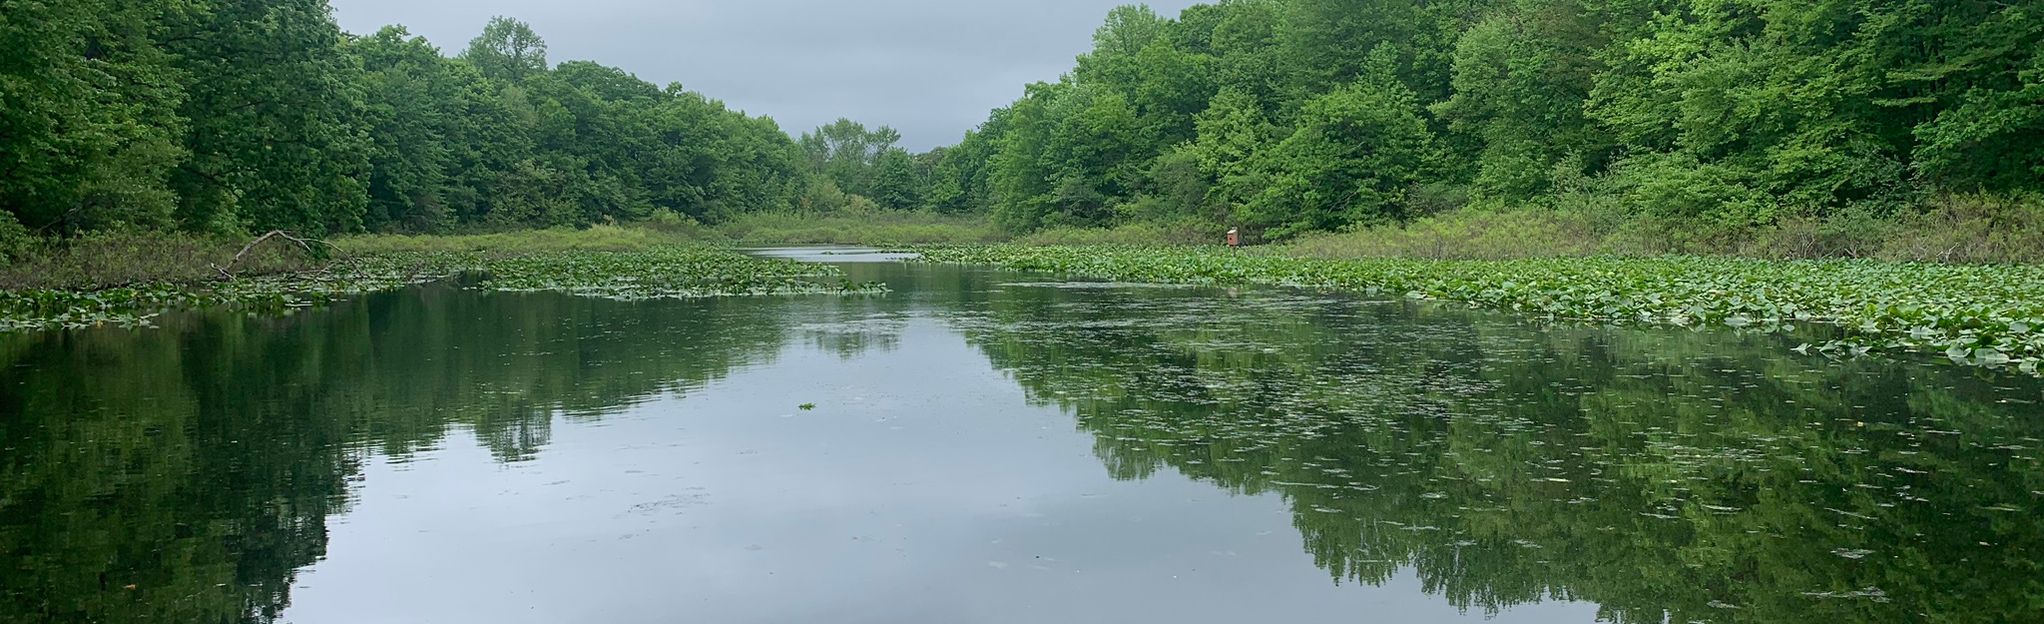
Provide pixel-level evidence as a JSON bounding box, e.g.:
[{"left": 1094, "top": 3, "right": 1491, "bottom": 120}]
[
  {"left": 0, "top": 285, "right": 803, "bottom": 622},
  {"left": 951, "top": 279, "right": 2044, "bottom": 623},
  {"left": 0, "top": 261, "right": 2038, "bottom": 623}
]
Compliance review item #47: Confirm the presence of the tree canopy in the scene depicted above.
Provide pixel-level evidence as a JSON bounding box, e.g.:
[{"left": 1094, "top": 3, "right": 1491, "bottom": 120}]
[
  {"left": 921, "top": 0, "right": 2044, "bottom": 239},
  {"left": 1, "top": 7, "right": 808, "bottom": 237},
  {"left": 4, "top": 0, "right": 2040, "bottom": 243}
]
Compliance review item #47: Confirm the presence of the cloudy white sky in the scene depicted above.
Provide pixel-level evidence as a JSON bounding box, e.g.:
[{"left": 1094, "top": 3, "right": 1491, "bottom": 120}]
[{"left": 329, "top": 0, "right": 1204, "bottom": 151}]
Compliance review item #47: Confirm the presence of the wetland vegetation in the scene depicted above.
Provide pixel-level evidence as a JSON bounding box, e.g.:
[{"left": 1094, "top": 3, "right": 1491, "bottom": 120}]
[
  {"left": 0, "top": 241, "right": 878, "bottom": 333},
  {"left": 8, "top": 0, "right": 2044, "bottom": 260},
  {"left": 6, "top": 0, "right": 2044, "bottom": 622},
  {"left": 4, "top": 261, "right": 2039, "bottom": 623},
  {"left": 917, "top": 245, "right": 2044, "bottom": 374}
]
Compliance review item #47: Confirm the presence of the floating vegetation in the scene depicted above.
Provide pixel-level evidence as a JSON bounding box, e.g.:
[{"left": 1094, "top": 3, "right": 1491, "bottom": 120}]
[
  {"left": 476, "top": 248, "right": 884, "bottom": 300},
  {"left": 0, "top": 247, "right": 884, "bottom": 333},
  {"left": 916, "top": 245, "right": 2044, "bottom": 374}
]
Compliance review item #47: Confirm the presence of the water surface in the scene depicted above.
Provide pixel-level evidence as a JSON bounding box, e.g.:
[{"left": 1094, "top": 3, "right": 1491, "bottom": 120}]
[{"left": 2, "top": 256, "right": 2040, "bottom": 623}]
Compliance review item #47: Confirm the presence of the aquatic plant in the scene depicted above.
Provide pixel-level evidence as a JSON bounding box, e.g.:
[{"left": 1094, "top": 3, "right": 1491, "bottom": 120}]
[
  {"left": 0, "top": 248, "right": 883, "bottom": 333},
  {"left": 474, "top": 248, "right": 883, "bottom": 300},
  {"left": 914, "top": 245, "right": 2044, "bottom": 374}
]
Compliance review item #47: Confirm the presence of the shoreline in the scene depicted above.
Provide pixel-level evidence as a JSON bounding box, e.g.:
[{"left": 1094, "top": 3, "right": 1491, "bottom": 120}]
[{"left": 3, "top": 231, "right": 2038, "bottom": 376}]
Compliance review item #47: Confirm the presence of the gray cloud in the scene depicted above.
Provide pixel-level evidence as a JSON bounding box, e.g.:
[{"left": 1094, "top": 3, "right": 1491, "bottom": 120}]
[{"left": 330, "top": 0, "right": 1203, "bottom": 151}]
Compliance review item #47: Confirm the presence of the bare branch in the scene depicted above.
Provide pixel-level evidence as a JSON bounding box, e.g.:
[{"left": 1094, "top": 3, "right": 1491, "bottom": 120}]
[{"left": 212, "top": 230, "right": 332, "bottom": 280}]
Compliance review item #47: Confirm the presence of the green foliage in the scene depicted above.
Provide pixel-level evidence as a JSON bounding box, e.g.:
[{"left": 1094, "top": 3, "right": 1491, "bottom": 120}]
[
  {"left": 2, "top": 9, "right": 810, "bottom": 246},
  {"left": 6, "top": 0, "right": 2042, "bottom": 257},
  {"left": 168, "top": 0, "right": 371, "bottom": 234},
  {"left": 799, "top": 118, "right": 903, "bottom": 199},
  {"left": 915, "top": 244, "right": 2044, "bottom": 374},
  {"left": 1432, "top": 2, "right": 1608, "bottom": 201},
  {"left": 1913, "top": 51, "right": 2044, "bottom": 192},
  {"left": 1283, "top": 193, "right": 2044, "bottom": 264},
  {"left": 461, "top": 16, "right": 549, "bottom": 82},
  {"left": 869, "top": 148, "right": 925, "bottom": 210},
  {"left": 924, "top": 0, "right": 2044, "bottom": 247},
  {"left": 0, "top": 0, "right": 188, "bottom": 233},
  {"left": 923, "top": 127, "right": 1003, "bottom": 214},
  {"left": 1243, "top": 78, "right": 1438, "bottom": 237},
  {"left": 0, "top": 212, "right": 34, "bottom": 262},
  {"left": 1189, "top": 88, "right": 1283, "bottom": 210}
]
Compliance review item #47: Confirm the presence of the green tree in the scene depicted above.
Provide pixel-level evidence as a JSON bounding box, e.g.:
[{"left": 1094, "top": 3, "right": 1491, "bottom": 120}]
[
  {"left": 799, "top": 118, "right": 903, "bottom": 198},
  {"left": 869, "top": 148, "right": 925, "bottom": 210},
  {"left": 1189, "top": 88, "right": 1284, "bottom": 213},
  {"left": 352, "top": 26, "right": 470, "bottom": 232},
  {"left": 168, "top": 0, "right": 370, "bottom": 234},
  {"left": 0, "top": 0, "right": 187, "bottom": 233},
  {"left": 461, "top": 16, "right": 549, "bottom": 83},
  {"left": 1244, "top": 78, "right": 1438, "bottom": 237},
  {"left": 1429, "top": 1, "right": 1610, "bottom": 202}
]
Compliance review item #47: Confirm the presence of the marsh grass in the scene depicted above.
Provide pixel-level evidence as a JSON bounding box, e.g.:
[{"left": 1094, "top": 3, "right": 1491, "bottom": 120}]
[
  {"left": 714, "top": 209, "right": 1001, "bottom": 245},
  {"left": 1285, "top": 195, "right": 2044, "bottom": 264},
  {"left": 1016, "top": 219, "right": 1219, "bottom": 246},
  {"left": 916, "top": 244, "right": 2044, "bottom": 374},
  {"left": 0, "top": 231, "right": 316, "bottom": 291},
  {"left": 333, "top": 224, "right": 703, "bottom": 256},
  {"left": 1285, "top": 210, "right": 1609, "bottom": 260}
]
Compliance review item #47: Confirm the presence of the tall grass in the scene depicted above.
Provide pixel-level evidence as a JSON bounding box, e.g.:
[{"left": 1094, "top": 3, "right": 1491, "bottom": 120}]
[
  {"left": 332, "top": 224, "right": 702, "bottom": 256},
  {"left": 1284, "top": 195, "right": 2044, "bottom": 264},
  {"left": 1284, "top": 209, "right": 1608, "bottom": 259},
  {"left": 1016, "top": 219, "right": 1220, "bottom": 246},
  {"left": 0, "top": 231, "right": 316, "bottom": 291},
  {"left": 714, "top": 209, "right": 1002, "bottom": 245}
]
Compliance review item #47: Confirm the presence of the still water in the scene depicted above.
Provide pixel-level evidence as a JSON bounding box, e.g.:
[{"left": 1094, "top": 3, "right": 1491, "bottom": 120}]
[{"left": 3, "top": 250, "right": 2041, "bottom": 623}]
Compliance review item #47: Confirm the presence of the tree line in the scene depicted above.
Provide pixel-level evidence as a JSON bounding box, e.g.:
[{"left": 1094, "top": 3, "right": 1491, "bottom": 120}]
[
  {"left": 6, "top": 1, "right": 2040, "bottom": 246},
  {"left": 2, "top": 3, "right": 813, "bottom": 241},
  {"left": 922, "top": 0, "right": 2044, "bottom": 238}
]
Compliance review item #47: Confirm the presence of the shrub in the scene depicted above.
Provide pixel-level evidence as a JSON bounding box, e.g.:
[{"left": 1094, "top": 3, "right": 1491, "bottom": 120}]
[
  {"left": 0, "top": 231, "right": 316, "bottom": 290},
  {"left": 1878, "top": 194, "right": 2044, "bottom": 264}
]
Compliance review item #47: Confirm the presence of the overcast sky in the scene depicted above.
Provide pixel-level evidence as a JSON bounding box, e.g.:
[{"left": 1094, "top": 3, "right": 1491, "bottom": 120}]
[{"left": 330, "top": 0, "right": 1203, "bottom": 151}]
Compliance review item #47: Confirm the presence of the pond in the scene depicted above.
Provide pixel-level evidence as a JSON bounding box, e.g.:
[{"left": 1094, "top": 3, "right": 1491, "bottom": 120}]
[{"left": 2, "top": 251, "right": 2040, "bottom": 623}]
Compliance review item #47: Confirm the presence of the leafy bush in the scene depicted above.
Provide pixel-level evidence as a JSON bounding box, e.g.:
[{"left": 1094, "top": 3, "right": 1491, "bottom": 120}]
[
  {"left": 0, "top": 212, "right": 35, "bottom": 264},
  {"left": 1878, "top": 195, "right": 2044, "bottom": 264},
  {"left": 1242, "top": 79, "right": 1439, "bottom": 238}
]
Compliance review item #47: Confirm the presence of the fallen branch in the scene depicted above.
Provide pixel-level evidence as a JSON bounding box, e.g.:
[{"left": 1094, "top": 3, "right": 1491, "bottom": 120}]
[{"left": 213, "top": 230, "right": 333, "bottom": 280}]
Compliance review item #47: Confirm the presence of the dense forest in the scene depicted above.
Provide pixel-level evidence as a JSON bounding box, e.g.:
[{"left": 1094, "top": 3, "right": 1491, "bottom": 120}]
[
  {"left": 4, "top": 0, "right": 2041, "bottom": 249},
  {"left": 2, "top": 4, "right": 808, "bottom": 244},
  {"left": 923, "top": 0, "right": 2044, "bottom": 239}
]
